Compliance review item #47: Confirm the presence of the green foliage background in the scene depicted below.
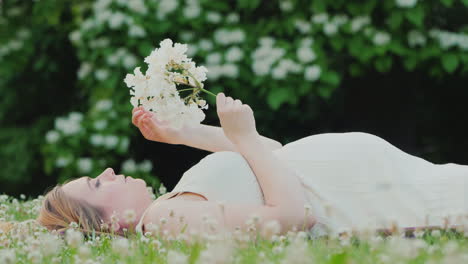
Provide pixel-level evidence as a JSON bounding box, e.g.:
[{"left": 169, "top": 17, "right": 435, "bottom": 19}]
[{"left": 0, "top": 0, "right": 467, "bottom": 197}]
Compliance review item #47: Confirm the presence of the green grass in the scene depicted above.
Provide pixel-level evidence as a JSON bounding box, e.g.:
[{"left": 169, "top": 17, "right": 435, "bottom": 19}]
[{"left": 2, "top": 194, "right": 468, "bottom": 263}]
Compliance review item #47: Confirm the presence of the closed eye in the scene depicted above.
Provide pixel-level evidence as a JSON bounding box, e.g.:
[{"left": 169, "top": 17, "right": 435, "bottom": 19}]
[{"left": 95, "top": 179, "right": 101, "bottom": 188}]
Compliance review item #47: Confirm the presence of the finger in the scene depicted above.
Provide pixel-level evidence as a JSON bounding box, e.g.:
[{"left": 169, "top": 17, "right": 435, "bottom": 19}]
[
  {"left": 225, "top": 97, "right": 234, "bottom": 106},
  {"left": 132, "top": 110, "right": 144, "bottom": 125},
  {"left": 234, "top": 99, "right": 242, "bottom": 106},
  {"left": 216, "top": 93, "right": 226, "bottom": 109},
  {"left": 136, "top": 113, "right": 148, "bottom": 126},
  {"left": 132, "top": 106, "right": 144, "bottom": 114}
]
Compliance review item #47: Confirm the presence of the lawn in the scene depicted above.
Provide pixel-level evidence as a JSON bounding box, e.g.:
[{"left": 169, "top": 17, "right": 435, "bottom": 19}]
[{"left": 1, "top": 194, "right": 468, "bottom": 263}]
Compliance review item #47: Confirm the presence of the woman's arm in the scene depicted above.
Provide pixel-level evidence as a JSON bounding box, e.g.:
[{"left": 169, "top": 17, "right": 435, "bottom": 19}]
[
  {"left": 179, "top": 124, "right": 282, "bottom": 153},
  {"left": 132, "top": 107, "right": 282, "bottom": 153}
]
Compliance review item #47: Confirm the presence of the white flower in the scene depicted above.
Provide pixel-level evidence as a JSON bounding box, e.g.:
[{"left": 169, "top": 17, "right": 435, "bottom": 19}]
[
  {"left": 112, "top": 238, "right": 130, "bottom": 256},
  {"left": 183, "top": 0, "right": 201, "bottom": 19},
  {"left": 198, "top": 39, "right": 213, "bottom": 51},
  {"left": 93, "top": 120, "right": 107, "bottom": 130},
  {"left": 123, "top": 209, "right": 136, "bottom": 224},
  {"left": 128, "top": 0, "right": 147, "bottom": 14},
  {"left": 108, "top": 12, "right": 127, "bottom": 29},
  {"left": 122, "top": 159, "right": 137, "bottom": 172},
  {"left": 304, "top": 65, "right": 321, "bottom": 81},
  {"left": 119, "top": 137, "right": 130, "bottom": 152},
  {"left": 373, "top": 32, "right": 391, "bottom": 46},
  {"left": 167, "top": 250, "right": 188, "bottom": 264},
  {"left": 0, "top": 249, "right": 16, "bottom": 264},
  {"left": 45, "top": 130, "right": 60, "bottom": 143},
  {"left": 408, "top": 30, "right": 426, "bottom": 47},
  {"left": 77, "top": 158, "right": 93, "bottom": 173},
  {"left": 226, "top": 13, "right": 239, "bottom": 23},
  {"left": 139, "top": 160, "right": 153, "bottom": 172},
  {"left": 90, "top": 134, "right": 105, "bottom": 146},
  {"left": 65, "top": 229, "right": 84, "bottom": 247},
  {"left": 351, "top": 16, "right": 370, "bottom": 32},
  {"left": 159, "top": 183, "right": 167, "bottom": 195},
  {"left": 78, "top": 63, "right": 92, "bottom": 80},
  {"left": 56, "top": 157, "right": 70, "bottom": 168},
  {"left": 221, "top": 64, "right": 239, "bottom": 78},
  {"left": 297, "top": 46, "right": 316, "bottom": 63},
  {"left": 128, "top": 25, "right": 146, "bottom": 38},
  {"left": 206, "top": 11, "right": 222, "bottom": 23},
  {"left": 214, "top": 28, "right": 246, "bottom": 45},
  {"left": 40, "top": 233, "right": 63, "bottom": 257},
  {"left": 157, "top": 0, "right": 178, "bottom": 19},
  {"left": 225, "top": 46, "right": 244, "bottom": 62},
  {"left": 206, "top": 52, "right": 222, "bottom": 65},
  {"left": 123, "top": 54, "right": 137, "bottom": 69},
  {"left": 395, "top": 0, "right": 418, "bottom": 8},
  {"left": 312, "top": 13, "right": 328, "bottom": 24},
  {"left": 279, "top": 1, "right": 294, "bottom": 12},
  {"left": 95, "top": 99, "right": 113, "bottom": 111},
  {"left": 69, "top": 31, "right": 81, "bottom": 44},
  {"left": 294, "top": 19, "right": 311, "bottom": 34},
  {"left": 95, "top": 69, "right": 109, "bottom": 81},
  {"left": 323, "top": 23, "right": 338, "bottom": 36}
]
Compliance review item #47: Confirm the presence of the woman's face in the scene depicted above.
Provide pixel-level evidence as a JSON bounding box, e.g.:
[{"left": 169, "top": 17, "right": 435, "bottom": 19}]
[{"left": 62, "top": 168, "right": 153, "bottom": 228}]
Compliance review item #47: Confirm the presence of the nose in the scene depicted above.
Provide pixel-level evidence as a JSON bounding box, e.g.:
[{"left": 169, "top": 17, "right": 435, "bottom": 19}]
[{"left": 97, "top": 168, "right": 116, "bottom": 180}]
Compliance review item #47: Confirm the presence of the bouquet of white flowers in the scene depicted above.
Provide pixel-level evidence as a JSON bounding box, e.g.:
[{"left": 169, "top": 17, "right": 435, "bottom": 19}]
[{"left": 124, "top": 39, "right": 216, "bottom": 129}]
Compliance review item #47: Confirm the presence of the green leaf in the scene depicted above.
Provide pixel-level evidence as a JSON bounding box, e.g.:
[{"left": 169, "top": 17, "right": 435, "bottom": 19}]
[
  {"left": 387, "top": 12, "right": 404, "bottom": 30},
  {"left": 321, "top": 71, "right": 341, "bottom": 86},
  {"left": 375, "top": 57, "right": 393, "bottom": 73},
  {"left": 405, "top": 7, "right": 425, "bottom": 27},
  {"left": 462, "top": 0, "right": 468, "bottom": 7},
  {"left": 441, "top": 54, "right": 459, "bottom": 73},
  {"left": 317, "top": 85, "right": 334, "bottom": 99},
  {"left": 441, "top": 0, "right": 454, "bottom": 7},
  {"left": 267, "top": 87, "right": 290, "bottom": 110},
  {"left": 403, "top": 57, "right": 418, "bottom": 71}
]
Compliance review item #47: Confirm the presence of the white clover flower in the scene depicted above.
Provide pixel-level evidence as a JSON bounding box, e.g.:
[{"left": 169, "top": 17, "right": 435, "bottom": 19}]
[
  {"left": 272, "top": 66, "right": 288, "bottom": 80},
  {"left": 259, "top": 36, "right": 275, "bottom": 47},
  {"left": 123, "top": 54, "right": 137, "bottom": 69},
  {"left": 122, "top": 159, "right": 137, "bottom": 172},
  {"left": 17, "top": 29, "right": 31, "bottom": 39},
  {"left": 77, "top": 158, "right": 93, "bottom": 174},
  {"left": 104, "top": 135, "right": 119, "bottom": 149},
  {"left": 206, "top": 52, "right": 222, "bottom": 65},
  {"left": 279, "top": 0, "right": 294, "bottom": 12},
  {"left": 297, "top": 46, "right": 316, "bottom": 63},
  {"left": 65, "top": 229, "right": 84, "bottom": 248},
  {"left": 157, "top": 0, "right": 178, "bottom": 19},
  {"left": 123, "top": 209, "right": 136, "bottom": 224},
  {"left": 45, "top": 130, "right": 60, "bottom": 143},
  {"left": 107, "top": 53, "right": 120, "bottom": 66},
  {"left": 167, "top": 250, "right": 188, "bottom": 264},
  {"left": 112, "top": 238, "right": 130, "bottom": 256},
  {"left": 78, "top": 62, "right": 92, "bottom": 80},
  {"left": 395, "top": 0, "right": 418, "bottom": 8},
  {"left": 95, "top": 69, "right": 109, "bottom": 81},
  {"left": 187, "top": 45, "right": 198, "bottom": 57},
  {"left": 207, "top": 65, "right": 222, "bottom": 80},
  {"left": 373, "top": 32, "right": 391, "bottom": 46},
  {"left": 40, "top": 233, "right": 63, "bottom": 257},
  {"left": 323, "top": 23, "right": 338, "bottom": 36},
  {"left": 180, "top": 31, "right": 194, "bottom": 42},
  {"left": 214, "top": 28, "right": 246, "bottom": 45},
  {"left": 332, "top": 14, "right": 349, "bottom": 26},
  {"left": 304, "top": 65, "right": 321, "bottom": 81},
  {"left": 0, "top": 249, "right": 16, "bottom": 264},
  {"left": 408, "top": 30, "right": 427, "bottom": 47},
  {"left": 206, "top": 11, "right": 222, "bottom": 23},
  {"left": 89, "top": 38, "right": 110, "bottom": 49},
  {"left": 226, "top": 13, "right": 239, "bottom": 23},
  {"left": 311, "top": 13, "right": 328, "bottom": 24},
  {"left": 225, "top": 46, "right": 244, "bottom": 62}
]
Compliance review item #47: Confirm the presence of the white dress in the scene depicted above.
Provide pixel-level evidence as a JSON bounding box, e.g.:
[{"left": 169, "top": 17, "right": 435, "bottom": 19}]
[{"left": 136, "top": 132, "right": 468, "bottom": 237}]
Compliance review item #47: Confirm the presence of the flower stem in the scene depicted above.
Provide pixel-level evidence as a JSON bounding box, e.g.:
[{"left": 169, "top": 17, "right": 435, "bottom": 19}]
[{"left": 186, "top": 71, "right": 217, "bottom": 98}]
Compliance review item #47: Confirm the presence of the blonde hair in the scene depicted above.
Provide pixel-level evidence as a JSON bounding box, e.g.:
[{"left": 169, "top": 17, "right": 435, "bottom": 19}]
[{"left": 36, "top": 183, "right": 106, "bottom": 236}]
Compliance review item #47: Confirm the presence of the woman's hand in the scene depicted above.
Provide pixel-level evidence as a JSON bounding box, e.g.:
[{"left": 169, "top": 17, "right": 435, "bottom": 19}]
[
  {"left": 216, "top": 93, "right": 259, "bottom": 145},
  {"left": 131, "top": 107, "right": 183, "bottom": 145}
]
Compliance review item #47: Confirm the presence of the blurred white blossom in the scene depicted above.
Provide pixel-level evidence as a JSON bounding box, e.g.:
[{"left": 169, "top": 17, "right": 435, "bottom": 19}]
[
  {"left": 395, "top": 0, "right": 418, "bottom": 8},
  {"left": 183, "top": 0, "right": 201, "bottom": 19},
  {"left": 226, "top": 13, "right": 239, "bottom": 23},
  {"left": 157, "top": 0, "right": 178, "bottom": 19},
  {"left": 279, "top": 1, "right": 294, "bottom": 12},
  {"left": 304, "top": 65, "right": 321, "bottom": 81},
  {"left": 408, "top": 30, "right": 427, "bottom": 47},
  {"left": 77, "top": 158, "right": 93, "bottom": 173},
  {"left": 312, "top": 13, "right": 328, "bottom": 24},
  {"left": 122, "top": 159, "right": 137, "bottom": 172},
  {"left": 373, "top": 32, "right": 391, "bottom": 45},
  {"left": 45, "top": 130, "right": 60, "bottom": 143},
  {"left": 225, "top": 46, "right": 244, "bottom": 62},
  {"left": 206, "top": 11, "right": 222, "bottom": 23}
]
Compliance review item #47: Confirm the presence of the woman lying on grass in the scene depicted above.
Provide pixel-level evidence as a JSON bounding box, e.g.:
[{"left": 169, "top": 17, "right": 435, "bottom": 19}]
[{"left": 34, "top": 93, "right": 468, "bottom": 239}]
